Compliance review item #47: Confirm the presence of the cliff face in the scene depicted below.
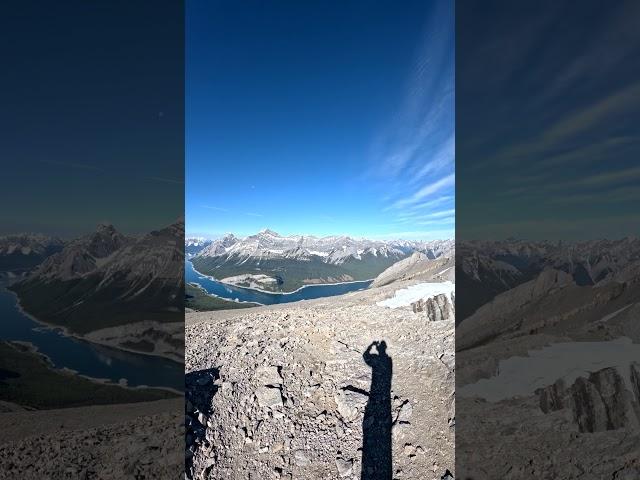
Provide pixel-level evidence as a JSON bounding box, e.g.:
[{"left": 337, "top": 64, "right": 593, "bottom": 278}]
[
  {"left": 538, "top": 364, "right": 640, "bottom": 433},
  {"left": 412, "top": 293, "right": 455, "bottom": 322}
]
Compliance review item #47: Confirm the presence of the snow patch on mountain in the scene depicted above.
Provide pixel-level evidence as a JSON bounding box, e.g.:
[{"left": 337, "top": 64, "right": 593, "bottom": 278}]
[
  {"left": 377, "top": 281, "right": 455, "bottom": 309},
  {"left": 0, "top": 234, "right": 64, "bottom": 257},
  {"left": 194, "top": 229, "right": 453, "bottom": 266},
  {"left": 186, "top": 237, "right": 208, "bottom": 247}
]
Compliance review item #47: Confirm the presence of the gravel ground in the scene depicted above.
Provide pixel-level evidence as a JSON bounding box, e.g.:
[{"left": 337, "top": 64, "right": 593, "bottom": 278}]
[
  {"left": 0, "top": 398, "right": 183, "bottom": 479},
  {"left": 186, "top": 280, "right": 455, "bottom": 479}
]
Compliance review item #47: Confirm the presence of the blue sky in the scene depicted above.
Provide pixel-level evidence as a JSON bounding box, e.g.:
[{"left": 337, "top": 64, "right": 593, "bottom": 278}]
[
  {"left": 186, "top": 0, "right": 454, "bottom": 240},
  {"left": 0, "top": 1, "right": 183, "bottom": 237},
  {"left": 457, "top": 0, "right": 640, "bottom": 240}
]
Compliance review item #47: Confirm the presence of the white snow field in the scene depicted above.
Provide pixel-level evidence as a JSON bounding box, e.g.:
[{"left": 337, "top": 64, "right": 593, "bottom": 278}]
[{"left": 377, "top": 281, "right": 455, "bottom": 308}]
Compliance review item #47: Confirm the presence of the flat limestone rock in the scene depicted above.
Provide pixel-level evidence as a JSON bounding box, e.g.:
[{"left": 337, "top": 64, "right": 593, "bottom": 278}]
[
  {"left": 255, "top": 365, "right": 282, "bottom": 386},
  {"left": 255, "top": 386, "right": 283, "bottom": 408}
]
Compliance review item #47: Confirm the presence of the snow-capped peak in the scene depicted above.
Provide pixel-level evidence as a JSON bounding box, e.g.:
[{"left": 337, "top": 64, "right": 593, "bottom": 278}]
[
  {"left": 192, "top": 230, "right": 453, "bottom": 266},
  {"left": 259, "top": 228, "right": 280, "bottom": 237}
]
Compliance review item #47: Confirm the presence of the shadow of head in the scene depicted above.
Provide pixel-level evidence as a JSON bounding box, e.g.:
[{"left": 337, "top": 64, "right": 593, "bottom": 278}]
[{"left": 363, "top": 340, "right": 391, "bottom": 373}]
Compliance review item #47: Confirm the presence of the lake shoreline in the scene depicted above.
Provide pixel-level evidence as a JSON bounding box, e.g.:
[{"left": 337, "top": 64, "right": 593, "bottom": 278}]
[
  {"left": 0, "top": 282, "right": 183, "bottom": 391},
  {"left": 187, "top": 280, "right": 264, "bottom": 306},
  {"left": 8, "top": 286, "right": 183, "bottom": 364},
  {"left": 5, "top": 340, "right": 182, "bottom": 396},
  {"left": 189, "top": 261, "right": 373, "bottom": 296}
]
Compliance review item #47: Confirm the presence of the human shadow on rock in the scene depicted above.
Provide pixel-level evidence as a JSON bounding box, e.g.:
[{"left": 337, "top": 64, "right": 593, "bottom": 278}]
[{"left": 361, "top": 340, "right": 393, "bottom": 480}]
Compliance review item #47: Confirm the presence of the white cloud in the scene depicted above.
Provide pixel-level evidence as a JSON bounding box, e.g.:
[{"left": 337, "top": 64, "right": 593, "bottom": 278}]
[
  {"left": 390, "top": 174, "right": 455, "bottom": 210},
  {"left": 425, "top": 208, "right": 455, "bottom": 218},
  {"left": 368, "top": 229, "right": 454, "bottom": 241},
  {"left": 202, "top": 205, "right": 229, "bottom": 212},
  {"left": 413, "top": 134, "right": 455, "bottom": 182}
]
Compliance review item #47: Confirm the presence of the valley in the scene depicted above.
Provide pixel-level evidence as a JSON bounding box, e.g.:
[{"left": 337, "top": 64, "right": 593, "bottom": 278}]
[
  {"left": 0, "top": 226, "right": 184, "bottom": 477},
  {"left": 9, "top": 221, "right": 184, "bottom": 361},
  {"left": 0, "top": 341, "right": 176, "bottom": 410},
  {"left": 0, "top": 234, "right": 64, "bottom": 272},
  {"left": 185, "top": 259, "right": 373, "bottom": 306},
  {"left": 188, "top": 229, "right": 453, "bottom": 293}
]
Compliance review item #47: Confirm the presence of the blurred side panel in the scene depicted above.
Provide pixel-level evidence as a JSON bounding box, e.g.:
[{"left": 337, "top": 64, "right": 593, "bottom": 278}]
[
  {"left": 0, "top": 0, "right": 184, "bottom": 476},
  {"left": 456, "top": 0, "right": 640, "bottom": 478}
]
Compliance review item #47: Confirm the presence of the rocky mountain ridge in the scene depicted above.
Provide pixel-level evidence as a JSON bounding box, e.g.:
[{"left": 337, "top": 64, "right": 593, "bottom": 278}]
[
  {"left": 190, "top": 230, "right": 453, "bottom": 292},
  {"left": 456, "top": 237, "right": 640, "bottom": 322},
  {"left": 0, "top": 234, "right": 64, "bottom": 271},
  {"left": 186, "top": 237, "right": 212, "bottom": 256},
  {"left": 371, "top": 252, "right": 454, "bottom": 288},
  {"left": 196, "top": 230, "right": 453, "bottom": 266},
  {"left": 10, "top": 220, "right": 185, "bottom": 359},
  {"left": 28, "top": 223, "right": 129, "bottom": 281}
]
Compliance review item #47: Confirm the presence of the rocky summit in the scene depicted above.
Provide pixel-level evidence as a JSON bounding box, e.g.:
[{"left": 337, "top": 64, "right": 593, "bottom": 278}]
[
  {"left": 456, "top": 240, "right": 640, "bottom": 478},
  {"left": 186, "top": 257, "right": 455, "bottom": 479}
]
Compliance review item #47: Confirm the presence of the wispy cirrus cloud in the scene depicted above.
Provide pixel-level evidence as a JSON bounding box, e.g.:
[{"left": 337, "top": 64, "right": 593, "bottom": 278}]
[
  {"left": 396, "top": 216, "right": 454, "bottom": 227},
  {"left": 489, "top": 81, "right": 640, "bottom": 170},
  {"left": 412, "top": 134, "right": 455, "bottom": 184},
  {"left": 368, "top": 228, "right": 454, "bottom": 241},
  {"left": 415, "top": 217, "right": 454, "bottom": 226},
  {"left": 146, "top": 176, "right": 184, "bottom": 185},
  {"left": 201, "top": 205, "right": 229, "bottom": 212},
  {"left": 456, "top": 1, "right": 640, "bottom": 240},
  {"left": 367, "top": 1, "right": 454, "bottom": 237},
  {"left": 424, "top": 208, "right": 455, "bottom": 218},
  {"left": 390, "top": 174, "right": 455, "bottom": 210},
  {"left": 389, "top": 194, "right": 453, "bottom": 213},
  {"left": 498, "top": 163, "right": 640, "bottom": 201},
  {"left": 40, "top": 159, "right": 184, "bottom": 185},
  {"left": 396, "top": 207, "right": 455, "bottom": 221}
]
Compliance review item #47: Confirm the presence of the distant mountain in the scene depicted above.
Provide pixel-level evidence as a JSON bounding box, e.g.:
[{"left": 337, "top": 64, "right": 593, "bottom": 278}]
[
  {"left": 371, "top": 251, "right": 455, "bottom": 288},
  {"left": 10, "top": 221, "right": 184, "bottom": 359},
  {"left": 0, "top": 234, "right": 64, "bottom": 271},
  {"left": 457, "top": 239, "right": 640, "bottom": 470},
  {"left": 191, "top": 229, "right": 453, "bottom": 292},
  {"left": 186, "top": 237, "right": 212, "bottom": 256},
  {"left": 456, "top": 237, "right": 640, "bottom": 323},
  {"left": 28, "top": 223, "right": 129, "bottom": 281}
]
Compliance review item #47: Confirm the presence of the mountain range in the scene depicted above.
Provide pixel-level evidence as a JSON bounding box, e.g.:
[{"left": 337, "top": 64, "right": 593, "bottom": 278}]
[
  {"left": 0, "top": 234, "right": 64, "bottom": 272},
  {"left": 10, "top": 221, "right": 184, "bottom": 359},
  {"left": 188, "top": 229, "right": 453, "bottom": 292},
  {"left": 186, "top": 237, "right": 211, "bottom": 256},
  {"left": 456, "top": 237, "right": 640, "bottom": 323}
]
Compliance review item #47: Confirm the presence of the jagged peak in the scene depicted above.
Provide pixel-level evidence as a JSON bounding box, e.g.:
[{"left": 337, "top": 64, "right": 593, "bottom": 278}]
[
  {"left": 96, "top": 222, "right": 116, "bottom": 233},
  {"left": 259, "top": 228, "right": 280, "bottom": 237}
]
